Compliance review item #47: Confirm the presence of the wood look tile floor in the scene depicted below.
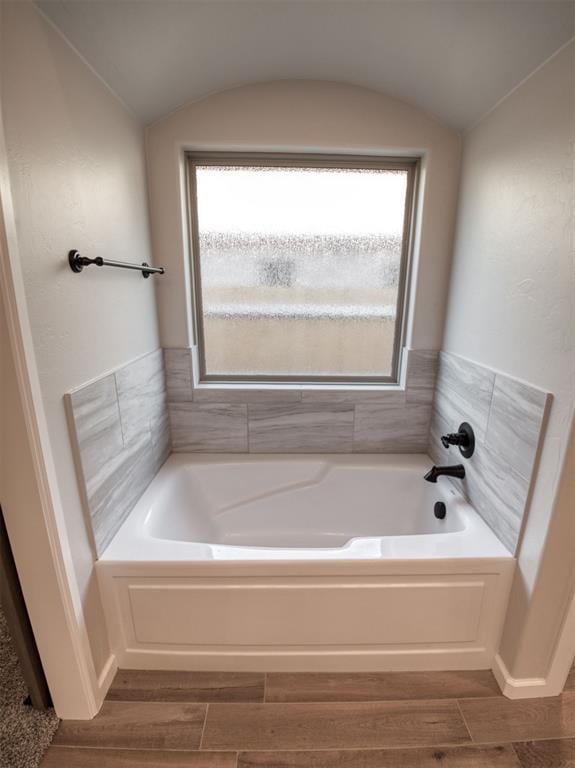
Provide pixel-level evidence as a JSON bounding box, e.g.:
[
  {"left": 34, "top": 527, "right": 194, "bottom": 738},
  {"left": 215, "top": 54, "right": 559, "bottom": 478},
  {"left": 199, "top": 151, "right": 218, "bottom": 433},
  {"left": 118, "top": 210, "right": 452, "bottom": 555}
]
[{"left": 41, "top": 669, "right": 575, "bottom": 767}]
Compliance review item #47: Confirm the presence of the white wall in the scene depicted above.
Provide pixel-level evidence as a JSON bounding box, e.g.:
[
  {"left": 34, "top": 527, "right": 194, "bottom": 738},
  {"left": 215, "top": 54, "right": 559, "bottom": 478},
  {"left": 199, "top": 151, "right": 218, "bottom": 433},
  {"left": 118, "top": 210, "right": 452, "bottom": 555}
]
[
  {"left": 0, "top": 247, "right": 97, "bottom": 717},
  {"left": 442, "top": 42, "right": 575, "bottom": 678},
  {"left": 1, "top": 1, "right": 160, "bottom": 676},
  {"left": 146, "top": 80, "right": 461, "bottom": 354}
]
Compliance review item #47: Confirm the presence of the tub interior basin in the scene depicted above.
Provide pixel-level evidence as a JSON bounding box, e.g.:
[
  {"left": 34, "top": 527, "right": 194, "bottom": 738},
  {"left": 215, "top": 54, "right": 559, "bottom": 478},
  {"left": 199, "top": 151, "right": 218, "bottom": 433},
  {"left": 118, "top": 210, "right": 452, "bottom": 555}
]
[{"left": 143, "top": 458, "right": 465, "bottom": 548}]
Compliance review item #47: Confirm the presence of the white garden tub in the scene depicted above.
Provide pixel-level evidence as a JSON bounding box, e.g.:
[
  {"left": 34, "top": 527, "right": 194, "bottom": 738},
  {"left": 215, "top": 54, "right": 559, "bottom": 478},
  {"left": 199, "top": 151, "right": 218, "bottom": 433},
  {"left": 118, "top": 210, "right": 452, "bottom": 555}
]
[{"left": 97, "top": 454, "right": 514, "bottom": 674}]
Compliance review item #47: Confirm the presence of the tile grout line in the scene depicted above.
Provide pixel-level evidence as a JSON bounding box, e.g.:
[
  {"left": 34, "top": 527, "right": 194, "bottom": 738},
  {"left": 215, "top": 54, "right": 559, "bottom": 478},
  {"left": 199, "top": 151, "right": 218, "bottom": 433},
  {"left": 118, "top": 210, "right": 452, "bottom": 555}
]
[
  {"left": 49, "top": 734, "right": 575, "bottom": 754},
  {"left": 170, "top": 738, "right": 484, "bottom": 753},
  {"left": 484, "top": 370, "right": 497, "bottom": 440},
  {"left": 112, "top": 372, "right": 128, "bottom": 448},
  {"left": 198, "top": 703, "right": 209, "bottom": 750},
  {"left": 455, "top": 698, "right": 475, "bottom": 744},
  {"left": 246, "top": 402, "right": 252, "bottom": 453},
  {"left": 510, "top": 742, "right": 524, "bottom": 767},
  {"left": 103, "top": 690, "right": 505, "bottom": 707}
]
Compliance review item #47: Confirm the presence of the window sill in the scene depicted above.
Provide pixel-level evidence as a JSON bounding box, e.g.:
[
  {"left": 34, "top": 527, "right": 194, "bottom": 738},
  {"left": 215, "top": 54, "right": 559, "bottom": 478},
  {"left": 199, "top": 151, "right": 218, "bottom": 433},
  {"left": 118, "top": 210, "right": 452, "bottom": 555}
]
[{"left": 189, "top": 381, "right": 408, "bottom": 405}]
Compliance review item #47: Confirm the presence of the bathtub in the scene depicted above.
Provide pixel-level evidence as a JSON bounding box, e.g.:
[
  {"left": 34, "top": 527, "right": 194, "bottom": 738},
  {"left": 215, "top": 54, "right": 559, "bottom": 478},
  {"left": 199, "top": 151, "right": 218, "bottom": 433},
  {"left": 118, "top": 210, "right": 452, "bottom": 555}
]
[{"left": 97, "top": 454, "right": 515, "bottom": 674}]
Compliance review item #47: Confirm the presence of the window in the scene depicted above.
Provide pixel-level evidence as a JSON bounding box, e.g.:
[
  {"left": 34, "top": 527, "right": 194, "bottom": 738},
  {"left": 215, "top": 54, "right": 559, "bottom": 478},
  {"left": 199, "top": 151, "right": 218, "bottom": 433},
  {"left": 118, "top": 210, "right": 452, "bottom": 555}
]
[{"left": 188, "top": 153, "right": 418, "bottom": 384}]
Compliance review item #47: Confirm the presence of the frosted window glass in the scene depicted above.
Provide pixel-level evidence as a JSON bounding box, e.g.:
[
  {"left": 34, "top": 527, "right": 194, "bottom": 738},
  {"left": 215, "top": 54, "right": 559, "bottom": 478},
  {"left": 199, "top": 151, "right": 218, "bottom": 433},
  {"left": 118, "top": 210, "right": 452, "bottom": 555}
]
[{"left": 193, "top": 163, "right": 411, "bottom": 380}]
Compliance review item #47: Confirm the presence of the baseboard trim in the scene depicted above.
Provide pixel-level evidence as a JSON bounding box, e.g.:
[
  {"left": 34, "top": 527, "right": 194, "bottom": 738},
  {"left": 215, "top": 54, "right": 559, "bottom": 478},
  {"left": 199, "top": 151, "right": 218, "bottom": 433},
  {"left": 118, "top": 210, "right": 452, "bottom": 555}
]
[
  {"left": 116, "top": 646, "right": 494, "bottom": 673},
  {"left": 492, "top": 653, "right": 557, "bottom": 699},
  {"left": 96, "top": 652, "right": 117, "bottom": 701}
]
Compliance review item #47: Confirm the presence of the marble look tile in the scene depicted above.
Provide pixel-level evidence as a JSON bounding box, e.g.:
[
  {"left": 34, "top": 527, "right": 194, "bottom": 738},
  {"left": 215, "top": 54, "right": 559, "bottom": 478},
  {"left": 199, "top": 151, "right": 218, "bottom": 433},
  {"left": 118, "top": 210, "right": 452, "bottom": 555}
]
[
  {"left": 67, "top": 375, "right": 124, "bottom": 481},
  {"left": 193, "top": 387, "right": 302, "bottom": 404},
  {"left": 301, "top": 389, "right": 406, "bottom": 405},
  {"left": 68, "top": 350, "right": 170, "bottom": 555},
  {"left": 170, "top": 403, "right": 248, "bottom": 452},
  {"left": 248, "top": 403, "right": 354, "bottom": 453},
  {"left": 434, "top": 353, "right": 495, "bottom": 441},
  {"left": 428, "top": 404, "right": 453, "bottom": 465},
  {"left": 406, "top": 350, "right": 439, "bottom": 404},
  {"left": 116, "top": 350, "right": 167, "bottom": 445},
  {"left": 164, "top": 348, "right": 193, "bottom": 402},
  {"left": 486, "top": 375, "right": 548, "bottom": 480},
  {"left": 427, "top": 358, "right": 547, "bottom": 554},
  {"left": 463, "top": 448, "right": 527, "bottom": 553},
  {"left": 354, "top": 403, "right": 431, "bottom": 453},
  {"left": 430, "top": 399, "right": 525, "bottom": 553},
  {"left": 88, "top": 433, "right": 156, "bottom": 554}
]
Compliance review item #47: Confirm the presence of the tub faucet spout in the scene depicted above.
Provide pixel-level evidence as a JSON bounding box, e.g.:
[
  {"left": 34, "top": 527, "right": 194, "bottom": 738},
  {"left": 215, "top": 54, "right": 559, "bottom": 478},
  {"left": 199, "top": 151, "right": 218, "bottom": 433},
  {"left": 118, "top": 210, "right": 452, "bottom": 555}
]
[{"left": 424, "top": 464, "right": 466, "bottom": 483}]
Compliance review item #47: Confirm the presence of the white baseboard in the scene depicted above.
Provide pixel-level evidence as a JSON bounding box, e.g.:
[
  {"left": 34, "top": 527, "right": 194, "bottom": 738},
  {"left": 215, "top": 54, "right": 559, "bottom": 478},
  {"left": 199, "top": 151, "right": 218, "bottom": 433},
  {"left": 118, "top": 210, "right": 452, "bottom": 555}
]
[
  {"left": 96, "top": 652, "right": 118, "bottom": 701},
  {"left": 117, "top": 647, "right": 493, "bottom": 673},
  {"left": 492, "top": 653, "right": 559, "bottom": 699}
]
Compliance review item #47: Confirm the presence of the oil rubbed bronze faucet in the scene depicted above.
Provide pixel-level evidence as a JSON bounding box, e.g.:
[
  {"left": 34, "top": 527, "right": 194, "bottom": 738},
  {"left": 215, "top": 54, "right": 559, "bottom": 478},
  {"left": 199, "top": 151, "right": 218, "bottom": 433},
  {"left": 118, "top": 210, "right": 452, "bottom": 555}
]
[
  {"left": 423, "top": 464, "right": 466, "bottom": 483},
  {"left": 440, "top": 422, "right": 475, "bottom": 458}
]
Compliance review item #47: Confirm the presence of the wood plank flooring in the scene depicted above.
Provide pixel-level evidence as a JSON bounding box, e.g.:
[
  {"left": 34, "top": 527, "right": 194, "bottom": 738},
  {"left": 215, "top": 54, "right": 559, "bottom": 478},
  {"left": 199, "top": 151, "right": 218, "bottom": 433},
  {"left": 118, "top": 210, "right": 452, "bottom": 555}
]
[
  {"left": 202, "top": 699, "right": 471, "bottom": 751},
  {"left": 107, "top": 671, "right": 265, "bottom": 703},
  {"left": 265, "top": 671, "right": 501, "bottom": 702},
  {"left": 41, "top": 669, "right": 575, "bottom": 767},
  {"left": 52, "top": 702, "right": 206, "bottom": 750}
]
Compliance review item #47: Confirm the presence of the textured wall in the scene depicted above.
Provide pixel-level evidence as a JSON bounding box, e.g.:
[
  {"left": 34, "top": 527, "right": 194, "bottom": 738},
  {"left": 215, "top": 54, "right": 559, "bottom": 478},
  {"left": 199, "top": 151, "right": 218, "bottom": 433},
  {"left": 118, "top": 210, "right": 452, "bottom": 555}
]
[
  {"left": 165, "top": 348, "right": 438, "bottom": 454},
  {"left": 1, "top": 1, "right": 160, "bottom": 674},
  {"left": 441, "top": 42, "right": 574, "bottom": 677}
]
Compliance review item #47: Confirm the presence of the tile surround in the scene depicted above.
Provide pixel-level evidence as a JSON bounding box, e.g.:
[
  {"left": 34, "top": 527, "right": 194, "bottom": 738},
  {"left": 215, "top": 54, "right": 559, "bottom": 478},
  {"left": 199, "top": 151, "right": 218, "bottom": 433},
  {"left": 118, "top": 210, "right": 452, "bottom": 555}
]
[
  {"left": 429, "top": 351, "right": 549, "bottom": 554},
  {"left": 486, "top": 376, "right": 548, "bottom": 480},
  {"left": 116, "top": 351, "right": 170, "bottom": 445},
  {"left": 169, "top": 403, "right": 248, "bottom": 452},
  {"left": 164, "top": 347, "right": 438, "bottom": 454},
  {"left": 353, "top": 403, "right": 431, "bottom": 453},
  {"left": 405, "top": 348, "right": 439, "bottom": 404},
  {"left": 68, "top": 346, "right": 548, "bottom": 556},
  {"left": 162, "top": 348, "right": 193, "bottom": 403},
  {"left": 67, "top": 349, "right": 170, "bottom": 555},
  {"left": 431, "top": 352, "right": 495, "bottom": 442},
  {"left": 248, "top": 402, "right": 355, "bottom": 453}
]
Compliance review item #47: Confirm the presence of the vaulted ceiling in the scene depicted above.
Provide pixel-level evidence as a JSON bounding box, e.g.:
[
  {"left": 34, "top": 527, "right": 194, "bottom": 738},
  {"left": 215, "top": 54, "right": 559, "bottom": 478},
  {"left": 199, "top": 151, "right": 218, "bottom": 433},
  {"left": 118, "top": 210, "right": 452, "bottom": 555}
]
[{"left": 35, "top": 0, "right": 575, "bottom": 130}]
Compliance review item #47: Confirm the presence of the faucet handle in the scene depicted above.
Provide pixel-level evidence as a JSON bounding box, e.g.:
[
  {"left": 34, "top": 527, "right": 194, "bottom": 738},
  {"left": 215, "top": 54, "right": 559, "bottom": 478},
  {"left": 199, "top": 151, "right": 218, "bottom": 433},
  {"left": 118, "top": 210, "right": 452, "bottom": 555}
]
[
  {"left": 441, "top": 432, "right": 466, "bottom": 448},
  {"left": 440, "top": 422, "right": 475, "bottom": 459}
]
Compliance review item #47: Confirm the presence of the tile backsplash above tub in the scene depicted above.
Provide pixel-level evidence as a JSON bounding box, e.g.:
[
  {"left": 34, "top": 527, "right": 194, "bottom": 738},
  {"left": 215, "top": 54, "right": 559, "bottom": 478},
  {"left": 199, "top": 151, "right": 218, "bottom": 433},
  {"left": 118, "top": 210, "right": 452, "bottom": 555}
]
[
  {"left": 66, "top": 349, "right": 170, "bottom": 555},
  {"left": 429, "top": 351, "right": 549, "bottom": 554},
  {"left": 164, "top": 348, "right": 439, "bottom": 454}
]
